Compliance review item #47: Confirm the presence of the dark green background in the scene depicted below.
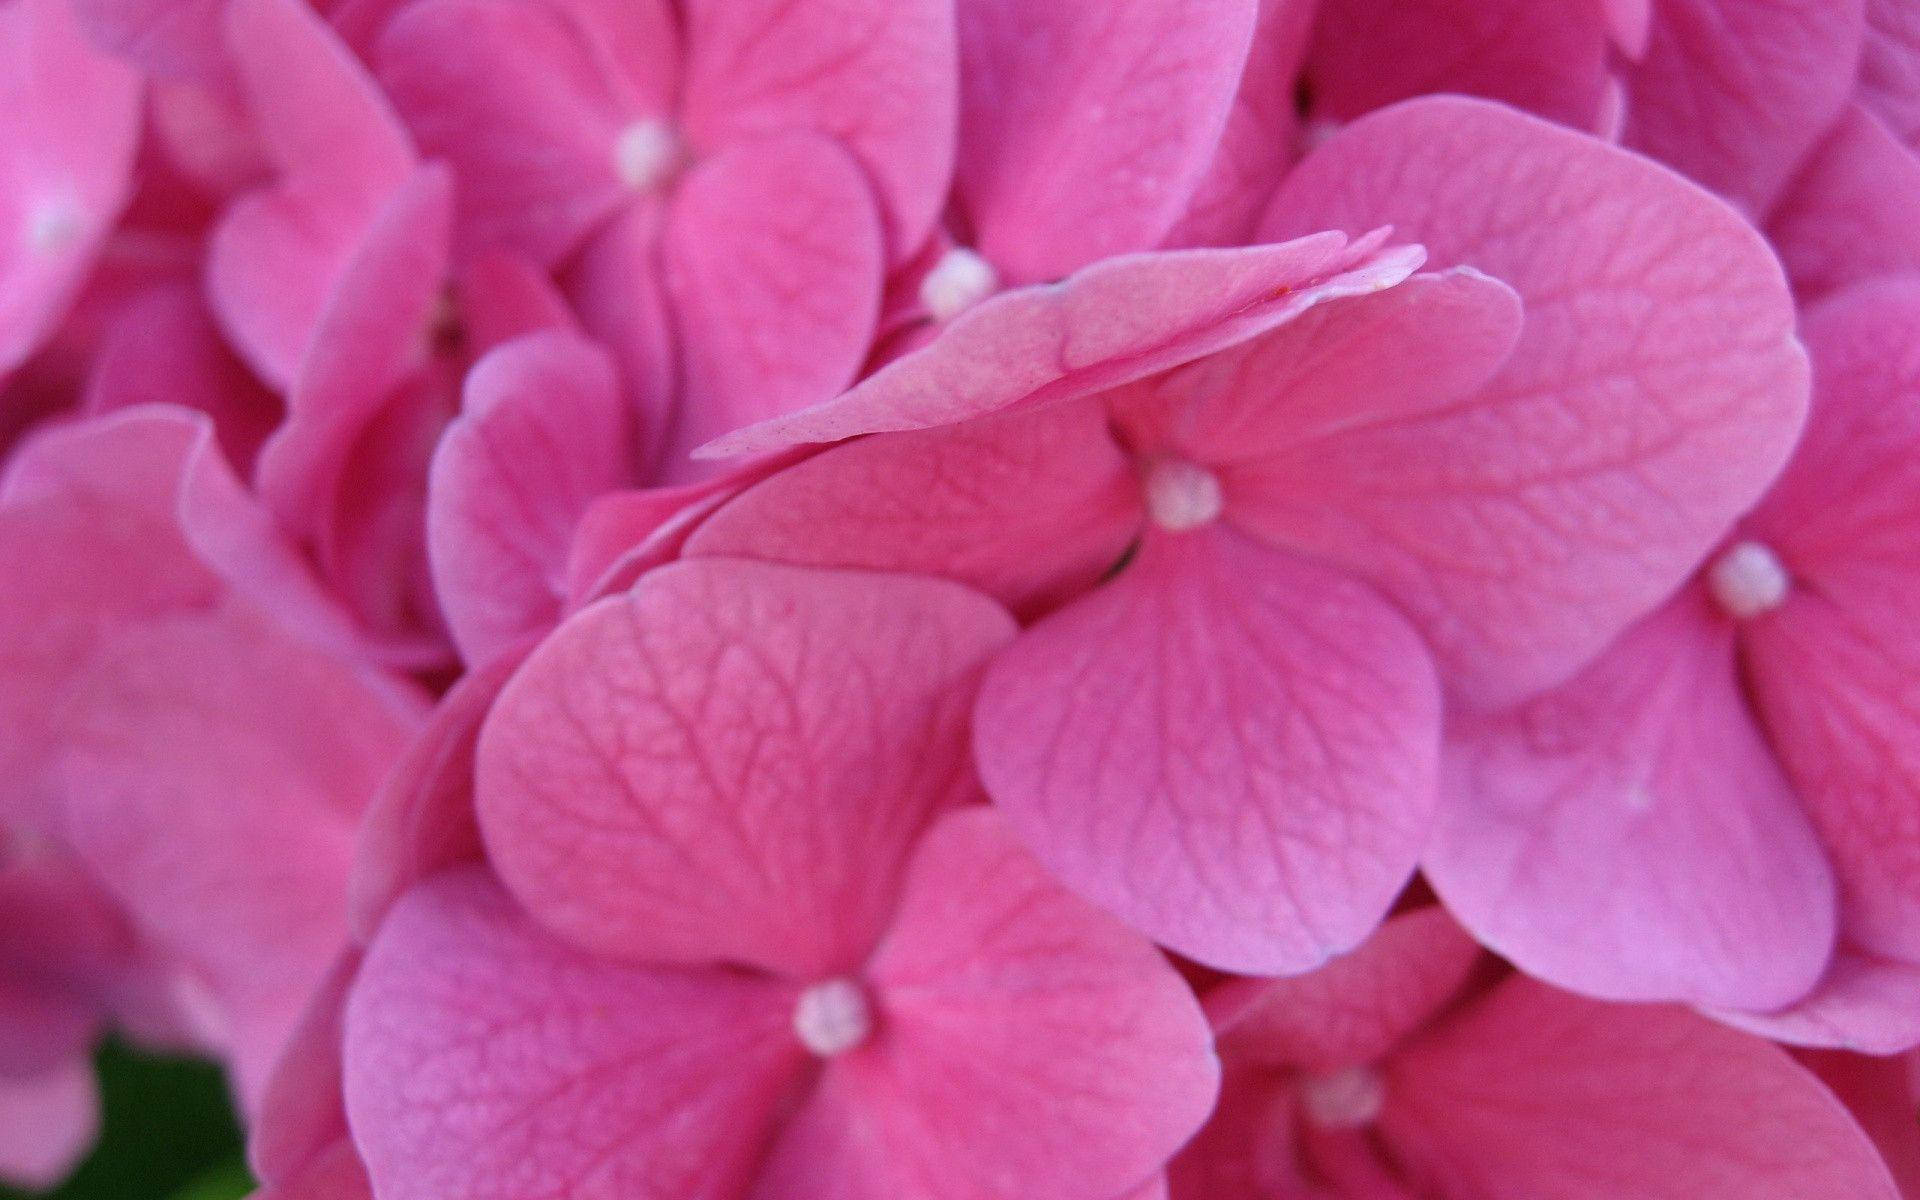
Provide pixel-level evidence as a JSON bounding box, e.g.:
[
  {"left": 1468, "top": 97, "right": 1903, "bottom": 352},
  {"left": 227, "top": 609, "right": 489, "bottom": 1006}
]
[{"left": 3, "top": 1044, "right": 251, "bottom": 1200}]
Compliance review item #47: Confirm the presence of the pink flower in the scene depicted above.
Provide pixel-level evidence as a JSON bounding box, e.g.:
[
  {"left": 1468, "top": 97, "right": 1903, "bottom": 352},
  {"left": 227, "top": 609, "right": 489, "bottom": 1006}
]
[
  {"left": 683, "top": 98, "right": 1806, "bottom": 973},
  {"left": 0, "top": 406, "right": 423, "bottom": 1155},
  {"left": 1430, "top": 276, "right": 1920, "bottom": 1035},
  {"left": 343, "top": 560, "right": 1218, "bottom": 1200},
  {"left": 1173, "top": 908, "right": 1903, "bottom": 1199}
]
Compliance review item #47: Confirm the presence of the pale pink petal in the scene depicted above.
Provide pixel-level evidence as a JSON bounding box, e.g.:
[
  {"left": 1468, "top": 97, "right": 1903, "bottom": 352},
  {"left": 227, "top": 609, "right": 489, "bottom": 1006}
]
[
  {"left": 1428, "top": 594, "right": 1837, "bottom": 1010},
  {"left": 376, "top": 0, "right": 639, "bottom": 265},
  {"left": 1743, "top": 280, "right": 1920, "bottom": 965},
  {"left": 1622, "top": 0, "right": 1866, "bottom": 215},
  {"left": 1205, "top": 907, "right": 1482, "bottom": 1070},
  {"left": 1383, "top": 977, "right": 1903, "bottom": 1199},
  {"left": 477, "top": 561, "right": 1015, "bottom": 976},
  {"left": 1860, "top": 0, "right": 1920, "bottom": 149},
  {"left": 754, "top": 808, "right": 1216, "bottom": 1200},
  {"left": 1771, "top": 106, "right": 1920, "bottom": 300},
  {"left": 0, "top": 1057, "right": 97, "bottom": 1190},
  {"left": 1264, "top": 96, "right": 1808, "bottom": 708},
  {"left": 659, "top": 135, "right": 883, "bottom": 472},
  {"left": 348, "top": 647, "right": 526, "bottom": 943},
  {"left": 344, "top": 868, "right": 803, "bottom": 1200},
  {"left": 429, "top": 332, "right": 631, "bottom": 667},
  {"left": 686, "top": 400, "right": 1140, "bottom": 616},
  {"left": 975, "top": 528, "right": 1440, "bottom": 974},
  {"left": 699, "top": 234, "right": 1422, "bottom": 458},
  {"left": 209, "top": 0, "right": 415, "bottom": 389},
  {"left": 1164, "top": 0, "right": 1317, "bottom": 250},
  {"left": 954, "top": 0, "right": 1257, "bottom": 282},
  {"left": 0, "top": 0, "right": 141, "bottom": 377},
  {"left": 1714, "top": 952, "right": 1920, "bottom": 1054},
  {"left": 1308, "top": 0, "right": 1612, "bottom": 129},
  {"left": 681, "top": 0, "right": 955, "bottom": 260}
]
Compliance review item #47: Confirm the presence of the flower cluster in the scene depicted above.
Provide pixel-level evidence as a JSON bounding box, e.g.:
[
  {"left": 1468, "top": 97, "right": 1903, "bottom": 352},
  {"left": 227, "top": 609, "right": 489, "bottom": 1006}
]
[{"left": 3, "top": 0, "right": 1919, "bottom": 1196}]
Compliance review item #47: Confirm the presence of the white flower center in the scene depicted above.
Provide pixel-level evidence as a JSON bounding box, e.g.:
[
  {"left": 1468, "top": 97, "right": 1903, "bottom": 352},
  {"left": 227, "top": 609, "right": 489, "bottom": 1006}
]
[
  {"left": 919, "top": 247, "right": 999, "bottom": 322},
  {"left": 614, "top": 120, "right": 683, "bottom": 192},
  {"left": 793, "top": 977, "right": 872, "bottom": 1057},
  {"left": 1707, "top": 540, "right": 1789, "bottom": 620},
  {"left": 1298, "top": 1065, "right": 1386, "bottom": 1130},
  {"left": 1144, "top": 458, "right": 1224, "bottom": 531}
]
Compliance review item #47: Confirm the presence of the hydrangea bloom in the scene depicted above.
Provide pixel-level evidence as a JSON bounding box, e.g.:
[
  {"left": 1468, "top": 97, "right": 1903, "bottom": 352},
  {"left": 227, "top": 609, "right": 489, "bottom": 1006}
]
[{"left": 2, "top": 0, "right": 1918, "bottom": 1194}]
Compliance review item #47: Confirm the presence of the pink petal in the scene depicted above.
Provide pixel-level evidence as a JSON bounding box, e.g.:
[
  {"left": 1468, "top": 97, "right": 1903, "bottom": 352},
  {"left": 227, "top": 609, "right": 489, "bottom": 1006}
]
[
  {"left": 53, "top": 605, "right": 414, "bottom": 1110},
  {"left": 1307, "top": 0, "right": 1612, "bottom": 130},
  {"left": 563, "top": 203, "right": 678, "bottom": 475},
  {"left": 1622, "top": 0, "right": 1867, "bottom": 215},
  {"left": 1802, "top": 1046, "right": 1920, "bottom": 1192},
  {"left": 1205, "top": 907, "right": 1483, "bottom": 1070},
  {"left": 452, "top": 251, "right": 579, "bottom": 357},
  {"left": 252, "top": 1139, "right": 372, "bottom": 1200},
  {"left": 69, "top": 0, "right": 227, "bottom": 84},
  {"left": 954, "top": 0, "right": 1258, "bottom": 282},
  {"left": 347, "top": 646, "right": 526, "bottom": 943},
  {"left": 209, "top": 0, "right": 415, "bottom": 389},
  {"left": 477, "top": 560, "right": 1015, "bottom": 976},
  {"left": 0, "top": 1057, "right": 97, "bottom": 1190},
  {"left": 1714, "top": 952, "right": 1920, "bottom": 1054},
  {"left": 1383, "top": 977, "right": 1903, "bottom": 1199},
  {"left": 1769, "top": 105, "right": 1920, "bottom": 299},
  {"left": 699, "top": 233, "right": 1422, "bottom": 458},
  {"left": 83, "top": 283, "right": 282, "bottom": 476},
  {"left": 659, "top": 135, "right": 883, "bottom": 472},
  {"left": 1860, "top": 0, "right": 1920, "bottom": 149},
  {"left": 686, "top": 399, "right": 1140, "bottom": 616},
  {"left": 1264, "top": 96, "right": 1809, "bottom": 708},
  {"left": 376, "top": 0, "right": 640, "bottom": 266},
  {"left": 1429, "top": 594, "right": 1837, "bottom": 1010},
  {"left": 1602, "top": 0, "right": 1654, "bottom": 56},
  {"left": 429, "top": 332, "right": 631, "bottom": 667},
  {"left": 345, "top": 869, "right": 803, "bottom": 1200},
  {"left": 1112, "top": 268, "right": 1522, "bottom": 466},
  {"left": 755, "top": 808, "right": 1216, "bottom": 1200},
  {"left": 1163, "top": 0, "right": 1317, "bottom": 250},
  {"left": 250, "top": 953, "right": 359, "bottom": 1189},
  {"left": 0, "top": 0, "right": 141, "bottom": 377},
  {"left": 1742, "top": 279, "right": 1920, "bottom": 965},
  {"left": 974, "top": 527, "right": 1441, "bottom": 974},
  {"left": 681, "top": 0, "right": 955, "bottom": 261}
]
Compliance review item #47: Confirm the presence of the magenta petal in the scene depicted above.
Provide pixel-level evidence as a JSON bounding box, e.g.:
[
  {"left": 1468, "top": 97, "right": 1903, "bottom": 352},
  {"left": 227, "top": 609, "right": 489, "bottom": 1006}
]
[
  {"left": 0, "top": 0, "right": 141, "bottom": 378},
  {"left": 1623, "top": 0, "right": 1866, "bottom": 215},
  {"left": 377, "top": 0, "right": 634, "bottom": 266},
  {"left": 429, "top": 332, "right": 631, "bottom": 668},
  {"left": 1743, "top": 280, "right": 1920, "bottom": 965},
  {"left": 1308, "top": 0, "right": 1611, "bottom": 129},
  {"left": 700, "top": 234, "right": 1422, "bottom": 458},
  {"left": 1861, "top": 0, "right": 1920, "bottom": 148},
  {"left": 1430, "top": 595, "right": 1837, "bottom": 1010},
  {"left": 1384, "top": 977, "right": 1902, "bottom": 1199},
  {"left": 775, "top": 808, "right": 1217, "bottom": 1200},
  {"left": 955, "top": 0, "right": 1257, "bottom": 282},
  {"left": 1206, "top": 907, "right": 1482, "bottom": 1070},
  {"left": 477, "top": 560, "right": 1016, "bottom": 976},
  {"left": 1264, "top": 96, "right": 1808, "bottom": 707},
  {"left": 68, "top": 0, "right": 227, "bottom": 85},
  {"left": 680, "top": 0, "right": 955, "bottom": 261},
  {"left": 975, "top": 528, "right": 1440, "bottom": 974},
  {"left": 344, "top": 869, "right": 802, "bottom": 1200},
  {"left": 660, "top": 136, "right": 882, "bottom": 468},
  {"left": 687, "top": 400, "right": 1140, "bottom": 615},
  {"left": 0, "top": 1058, "right": 96, "bottom": 1190},
  {"left": 1770, "top": 105, "right": 1920, "bottom": 299}
]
